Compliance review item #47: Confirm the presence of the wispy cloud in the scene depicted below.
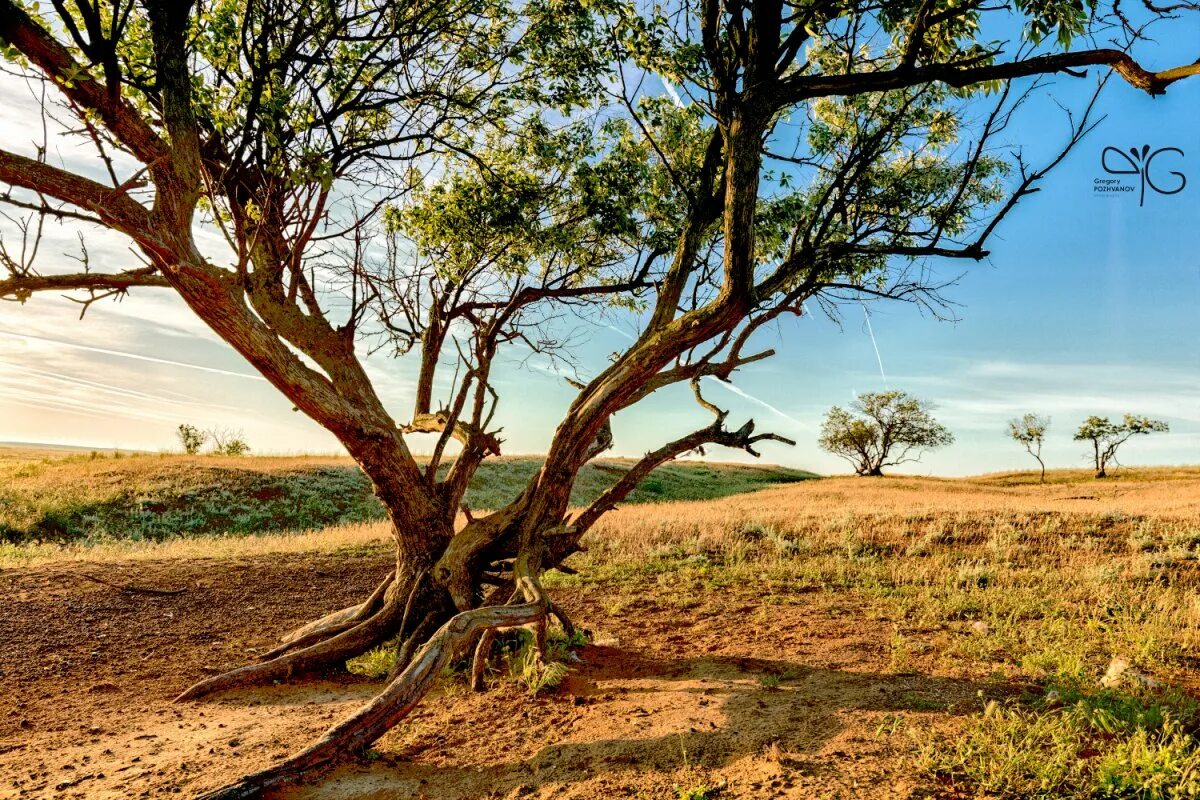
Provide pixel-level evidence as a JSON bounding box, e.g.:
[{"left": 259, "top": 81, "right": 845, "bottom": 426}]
[{"left": 0, "top": 329, "right": 265, "bottom": 379}]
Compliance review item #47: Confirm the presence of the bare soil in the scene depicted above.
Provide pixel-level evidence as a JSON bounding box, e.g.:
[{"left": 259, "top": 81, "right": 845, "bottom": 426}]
[{"left": 0, "top": 551, "right": 982, "bottom": 799}]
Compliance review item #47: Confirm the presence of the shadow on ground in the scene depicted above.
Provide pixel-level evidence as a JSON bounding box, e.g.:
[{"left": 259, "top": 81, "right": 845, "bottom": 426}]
[{"left": 270, "top": 647, "right": 989, "bottom": 800}]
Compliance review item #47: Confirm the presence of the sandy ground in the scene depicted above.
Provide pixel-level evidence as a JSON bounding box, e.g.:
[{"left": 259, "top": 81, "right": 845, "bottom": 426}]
[{"left": 0, "top": 551, "right": 982, "bottom": 799}]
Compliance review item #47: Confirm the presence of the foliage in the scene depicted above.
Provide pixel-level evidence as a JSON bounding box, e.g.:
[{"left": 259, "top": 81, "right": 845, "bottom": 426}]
[
  {"left": 1075, "top": 415, "right": 1170, "bottom": 477},
  {"left": 508, "top": 647, "right": 571, "bottom": 696},
  {"left": 819, "top": 391, "right": 954, "bottom": 476},
  {"left": 675, "top": 785, "right": 722, "bottom": 800},
  {"left": 1009, "top": 413, "right": 1051, "bottom": 482},
  {"left": 207, "top": 428, "right": 251, "bottom": 457},
  {"left": 346, "top": 642, "right": 400, "bottom": 679},
  {"left": 177, "top": 424, "right": 207, "bottom": 455}
]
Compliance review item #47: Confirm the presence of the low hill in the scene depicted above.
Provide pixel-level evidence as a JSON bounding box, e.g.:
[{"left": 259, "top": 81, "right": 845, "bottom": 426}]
[{"left": 0, "top": 446, "right": 815, "bottom": 545}]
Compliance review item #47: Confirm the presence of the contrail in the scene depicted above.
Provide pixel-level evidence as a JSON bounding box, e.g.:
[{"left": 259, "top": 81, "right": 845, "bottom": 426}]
[
  {"left": 0, "top": 329, "right": 266, "bottom": 380},
  {"left": 661, "top": 79, "right": 685, "bottom": 108},
  {"left": 0, "top": 360, "right": 247, "bottom": 412},
  {"left": 703, "top": 376, "right": 810, "bottom": 429},
  {"left": 605, "top": 324, "right": 636, "bottom": 341},
  {"left": 862, "top": 304, "right": 888, "bottom": 387}
]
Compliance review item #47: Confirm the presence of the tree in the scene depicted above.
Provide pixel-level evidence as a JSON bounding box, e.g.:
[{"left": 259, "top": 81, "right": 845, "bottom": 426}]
[
  {"left": 819, "top": 391, "right": 954, "bottom": 475},
  {"left": 1074, "top": 414, "right": 1169, "bottom": 478},
  {"left": 208, "top": 427, "right": 251, "bottom": 457},
  {"left": 1, "top": 1, "right": 1197, "bottom": 796},
  {"left": 177, "top": 424, "right": 206, "bottom": 455},
  {"left": 1008, "top": 413, "right": 1050, "bottom": 482}
]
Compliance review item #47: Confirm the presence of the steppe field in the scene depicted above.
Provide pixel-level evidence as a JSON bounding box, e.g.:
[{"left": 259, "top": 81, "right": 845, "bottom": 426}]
[{"left": 4, "top": 447, "right": 1200, "bottom": 799}]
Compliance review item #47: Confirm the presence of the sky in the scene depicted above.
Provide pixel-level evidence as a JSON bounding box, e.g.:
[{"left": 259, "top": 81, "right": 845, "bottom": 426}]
[{"left": 0, "top": 15, "right": 1197, "bottom": 476}]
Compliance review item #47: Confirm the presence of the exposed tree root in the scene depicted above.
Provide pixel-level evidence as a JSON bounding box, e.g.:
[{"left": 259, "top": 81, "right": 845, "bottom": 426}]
[
  {"left": 528, "top": 615, "right": 548, "bottom": 660},
  {"left": 273, "top": 570, "right": 395, "bottom": 651},
  {"left": 388, "top": 610, "right": 442, "bottom": 682},
  {"left": 469, "top": 628, "right": 497, "bottom": 691},
  {"left": 176, "top": 584, "right": 408, "bottom": 702},
  {"left": 195, "top": 564, "right": 548, "bottom": 800},
  {"left": 548, "top": 600, "right": 576, "bottom": 639},
  {"left": 66, "top": 573, "right": 186, "bottom": 596}
]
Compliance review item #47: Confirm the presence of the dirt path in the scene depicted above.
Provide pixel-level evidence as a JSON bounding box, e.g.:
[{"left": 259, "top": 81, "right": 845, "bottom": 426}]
[{"left": 0, "top": 553, "right": 980, "bottom": 799}]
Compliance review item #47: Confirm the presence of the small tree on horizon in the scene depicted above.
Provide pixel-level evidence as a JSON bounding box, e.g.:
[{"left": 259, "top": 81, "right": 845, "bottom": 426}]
[
  {"left": 1008, "top": 413, "right": 1050, "bottom": 482},
  {"left": 1074, "top": 414, "right": 1169, "bottom": 478},
  {"left": 819, "top": 391, "right": 954, "bottom": 476},
  {"left": 176, "top": 424, "right": 206, "bottom": 456},
  {"left": 208, "top": 427, "right": 251, "bottom": 457}
]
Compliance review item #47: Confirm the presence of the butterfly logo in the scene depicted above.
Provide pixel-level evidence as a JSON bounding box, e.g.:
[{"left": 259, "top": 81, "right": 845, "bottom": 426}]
[{"left": 1101, "top": 145, "right": 1186, "bottom": 207}]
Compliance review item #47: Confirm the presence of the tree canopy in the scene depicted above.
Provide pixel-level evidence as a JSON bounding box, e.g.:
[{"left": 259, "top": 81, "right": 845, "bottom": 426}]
[
  {"left": 1008, "top": 413, "right": 1050, "bottom": 482},
  {"left": 819, "top": 390, "right": 954, "bottom": 476},
  {"left": 1075, "top": 414, "right": 1169, "bottom": 478}
]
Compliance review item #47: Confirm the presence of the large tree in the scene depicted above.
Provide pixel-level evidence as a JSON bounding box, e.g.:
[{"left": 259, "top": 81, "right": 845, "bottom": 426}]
[{"left": 1, "top": 0, "right": 1197, "bottom": 796}]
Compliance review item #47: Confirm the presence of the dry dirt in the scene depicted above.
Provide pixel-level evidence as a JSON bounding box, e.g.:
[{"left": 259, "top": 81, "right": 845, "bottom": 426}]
[{"left": 0, "top": 551, "right": 982, "bottom": 800}]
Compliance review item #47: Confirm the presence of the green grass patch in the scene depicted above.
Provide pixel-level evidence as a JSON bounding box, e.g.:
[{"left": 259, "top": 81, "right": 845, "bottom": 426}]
[
  {"left": 0, "top": 450, "right": 814, "bottom": 545},
  {"left": 914, "top": 686, "right": 1200, "bottom": 798}
]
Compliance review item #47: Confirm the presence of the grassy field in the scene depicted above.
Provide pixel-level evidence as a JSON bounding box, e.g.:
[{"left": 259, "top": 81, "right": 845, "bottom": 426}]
[
  {"left": 569, "top": 467, "right": 1200, "bottom": 798},
  {"left": 0, "top": 444, "right": 814, "bottom": 547},
  {"left": 6, "top": 464, "right": 1200, "bottom": 798}
]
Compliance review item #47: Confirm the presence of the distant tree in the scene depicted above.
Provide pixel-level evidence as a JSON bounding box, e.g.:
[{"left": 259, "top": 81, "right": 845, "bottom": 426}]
[
  {"left": 1008, "top": 414, "right": 1050, "bottom": 482},
  {"left": 1074, "top": 414, "right": 1169, "bottom": 478},
  {"left": 176, "top": 424, "right": 206, "bottom": 456},
  {"left": 208, "top": 427, "right": 251, "bottom": 457},
  {"left": 819, "top": 391, "right": 954, "bottom": 476}
]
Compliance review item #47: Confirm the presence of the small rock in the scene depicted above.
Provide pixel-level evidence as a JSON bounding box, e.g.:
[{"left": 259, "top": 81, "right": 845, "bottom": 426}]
[
  {"left": 969, "top": 621, "right": 989, "bottom": 635},
  {"left": 1101, "top": 656, "right": 1131, "bottom": 688},
  {"left": 1101, "top": 655, "right": 1162, "bottom": 689}
]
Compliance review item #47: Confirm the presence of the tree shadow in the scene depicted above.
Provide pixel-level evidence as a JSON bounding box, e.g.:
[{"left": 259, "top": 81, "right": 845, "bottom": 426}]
[{"left": 269, "top": 645, "right": 996, "bottom": 799}]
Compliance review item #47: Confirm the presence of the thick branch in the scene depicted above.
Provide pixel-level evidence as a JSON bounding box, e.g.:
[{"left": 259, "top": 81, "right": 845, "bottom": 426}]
[
  {"left": 0, "top": 149, "right": 151, "bottom": 236},
  {"left": 0, "top": 268, "right": 168, "bottom": 301},
  {"left": 0, "top": 1, "right": 167, "bottom": 163},
  {"left": 401, "top": 411, "right": 502, "bottom": 457},
  {"left": 572, "top": 414, "right": 794, "bottom": 534},
  {"left": 782, "top": 49, "right": 1200, "bottom": 101}
]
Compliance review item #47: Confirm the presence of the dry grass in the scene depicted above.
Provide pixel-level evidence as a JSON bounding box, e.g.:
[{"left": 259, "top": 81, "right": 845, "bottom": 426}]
[
  {"left": 8, "top": 465, "right": 1200, "bottom": 796},
  {"left": 9, "top": 466, "right": 1199, "bottom": 567},
  {"left": 558, "top": 468, "right": 1200, "bottom": 798}
]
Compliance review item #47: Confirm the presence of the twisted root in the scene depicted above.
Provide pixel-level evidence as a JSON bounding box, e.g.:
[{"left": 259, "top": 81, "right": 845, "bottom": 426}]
[{"left": 195, "top": 559, "right": 548, "bottom": 800}]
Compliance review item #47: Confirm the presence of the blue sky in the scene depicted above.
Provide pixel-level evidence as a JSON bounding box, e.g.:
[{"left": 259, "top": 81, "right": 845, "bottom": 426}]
[{"left": 0, "top": 18, "right": 1197, "bottom": 476}]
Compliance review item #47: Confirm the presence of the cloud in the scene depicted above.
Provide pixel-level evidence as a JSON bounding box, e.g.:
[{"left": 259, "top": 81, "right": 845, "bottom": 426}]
[
  {"left": 900, "top": 358, "right": 1200, "bottom": 429},
  {"left": 0, "top": 329, "right": 265, "bottom": 379}
]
